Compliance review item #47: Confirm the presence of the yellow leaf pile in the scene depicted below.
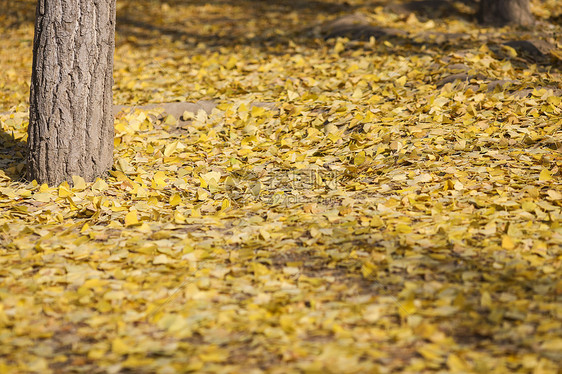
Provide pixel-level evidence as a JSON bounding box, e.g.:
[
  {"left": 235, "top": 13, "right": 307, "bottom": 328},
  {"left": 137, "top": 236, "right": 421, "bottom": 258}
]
[{"left": 0, "top": 0, "right": 561, "bottom": 372}]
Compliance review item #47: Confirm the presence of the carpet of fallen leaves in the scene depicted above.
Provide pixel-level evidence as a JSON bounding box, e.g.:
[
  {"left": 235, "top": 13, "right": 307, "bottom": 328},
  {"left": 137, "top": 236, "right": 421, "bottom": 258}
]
[{"left": 1, "top": 0, "right": 562, "bottom": 373}]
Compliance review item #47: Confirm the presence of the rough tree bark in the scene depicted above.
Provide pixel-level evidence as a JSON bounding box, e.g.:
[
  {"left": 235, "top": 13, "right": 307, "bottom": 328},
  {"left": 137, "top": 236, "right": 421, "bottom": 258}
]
[
  {"left": 28, "top": 0, "right": 116, "bottom": 186},
  {"left": 477, "top": 0, "right": 534, "bottom": 26}
]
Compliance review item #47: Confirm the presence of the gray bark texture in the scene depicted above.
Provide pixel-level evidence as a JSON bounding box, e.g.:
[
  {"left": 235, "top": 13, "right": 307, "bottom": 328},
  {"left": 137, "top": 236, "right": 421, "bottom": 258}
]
[
  {"left": 478, "top": 0, "right": 534, "bottom": 26},
  {"left": 28, "top": 0, "right": 116, "bottom": 186}
]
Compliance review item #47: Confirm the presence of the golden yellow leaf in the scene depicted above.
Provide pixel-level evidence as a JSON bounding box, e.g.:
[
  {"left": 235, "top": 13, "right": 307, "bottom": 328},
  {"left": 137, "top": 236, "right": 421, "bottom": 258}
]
[
  {"left": 540, "top": 338, "right": 562, "bottom": 351},
  {"left": 58, "top": 181, "right": 72, "bottom": 198},
  {"left": 39, "top": 183, "right": 50, "bottom": 193},
  {"left": 334, "top": 40, "right": 345, "bottom": 54},
  {"left": 481, "top": 291, "right": 492, "bottom": 308},
  {"left": 82, "top": 278, "right": 106, "bottom": 289},
  {"left": 156, "top": 313, "right": 190, "bottom": 334},
  {"left": 111, "top": 338, "right": 130, "bottom": 355},
  {"left": 225, "top": 55, "right": 237, "bottom": 69},
  {"left": 395, "top": 224, "right": 412, "bottom": 233},
  {"left": 361, "top": 261, "right": 377, "bottom": 278},
  {"left": 251, "top": 262, "right": 270, "bottom": 276},
  {"left": 153, "top": 171, "right": 167, "bottom": 188},
  {"left": 399, "top": 299, "right": 416, "bottom": 317},
  {"left": 190, "top": 207, "right": 201, "bottom": 218},
  {"left": 88, "top": 348, "right": 106, "bottom": 360},
  {"left": 522, "top": 201, "right": 537, "bottom": 212},
  {"left": 117, "top": 158, "right": 135, "bottom": 174},
  {"left": 153, "top": 254, "right": 172, "bottom": 265},
  {"left": 26, "top": 358, "right": 48, "bottom": 372},
  {"left": 80, "top": 222, "right": 90, "bottom": 233},
  {"left": 417, "top": 344, "right": 443, "bottom": 362},
  {"left": 174, "top": 210, "right": 186, "bottom": 223},
  {"left": 501, "top": 45, "right": 518, "bottom": 58},
  {"left": 201, "top": 171, "right": 221, "bottom": 185},
  {"left": 91, "top": 178, "right": 108, "bottom": 192},
  {"left": 354, "top": 151, "right": 366, "bottom": 166},
  {"left": 196, "top": 188, "right": 208, "bottom": 201},
  {"left": 124, "top": 210, "right": 139, "bottom": 227},
  {"left": 287, "top": 90, "right": 299, "bottom": 101},
  {"left": 453, "top": 180, "right": 464, "bottom": 191},
  {"left": 395, "top": 76, "right": 407, "bottom": 86},
  {"left": 220, "top": 198, "right": 231, "bottom": 210},
  {"left": 169, "top": 193, "right": 182, "bottom": 206},
  {"left": 164, "top": 140, "right": 186, "bottom": 157},
  {"left": 199, "top": 350, "right": 228, "bottom": 363},
  {"left": 164, "top": 114, "right": 177, "bottom": 126},
  {"left": 539, "top": 169, "right": 553, "bottom": 182},
  {"left": 33, "top": 192, "right": 52, "bottom": 202},
  {"left": 546, "top": 190, "right": 561, "bottom": 201},
  {"left": 447, "top": 353, "right": 468, "bottom": 371},
  {"left": 502, "top": 235, "right": 516, "bottom": 250},
  {"left": 251, "top": 105, "right": 266, "bottom": 117},
  {"left": 19, "top": 189, "right": 32, "bottom": 198}
]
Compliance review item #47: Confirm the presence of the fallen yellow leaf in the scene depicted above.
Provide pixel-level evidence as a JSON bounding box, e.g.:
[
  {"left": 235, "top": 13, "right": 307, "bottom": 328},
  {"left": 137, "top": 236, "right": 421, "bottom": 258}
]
[
  {"left": 124, "top": 210, "right": 139, "bottom": 227},
  {"left": 502, "top": 235, "right": 516, "bottom": 250},
  {"left": 539, "top": 169, "right": 553, "bottom": 182}
]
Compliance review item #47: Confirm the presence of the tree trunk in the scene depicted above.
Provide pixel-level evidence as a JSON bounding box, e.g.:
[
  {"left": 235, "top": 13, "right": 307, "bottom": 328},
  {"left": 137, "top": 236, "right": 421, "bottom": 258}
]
[
  {"left": 28, "top": 0, "right": 116, "bottom": 186},
  {"left": 477, "top": 0, "right": 534, "bottom": 26}
]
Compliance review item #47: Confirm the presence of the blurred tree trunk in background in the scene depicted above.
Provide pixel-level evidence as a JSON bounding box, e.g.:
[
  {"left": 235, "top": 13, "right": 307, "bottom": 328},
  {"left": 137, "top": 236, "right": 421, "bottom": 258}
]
[{"left": 478, "top": 0, "right": 534, "bottom": 26}]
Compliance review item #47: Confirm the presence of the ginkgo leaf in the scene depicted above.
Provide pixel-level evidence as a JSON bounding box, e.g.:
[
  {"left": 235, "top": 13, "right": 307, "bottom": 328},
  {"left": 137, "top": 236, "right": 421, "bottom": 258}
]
[
  {"left": 169, "top": 193, "right": 182, "bottom": 206},
  {"left": 287, "top": 90, "right": 299, "bottom": 101},
  {"left": 539, "top": 169, "right": 553, "bottom": 182},
  {"left": 164, "top": 140, "right": 186, "bottom": 157},
  {"left": 251, "top": 106, "right": 267, "bottom": 117},
  {"left": 502, "top": 235, "right": 516, "bottom": 250},
  {"left": 174, "top": 210, "right": 186, "bottom": 223},
  {"left": 91, "top": 178, "right": 108, "bottom": 192},
  {"left": 153, "top": 171, "right": 167, "bottom": 188},
  {"left": 117, "top": 158, "right": 136, "bottom": 174},
  {"left": 112, "top": 338, "right": 130, "bottom": 355},
  {"left": 33, "top": 192, "right": 52, "bottom": 202},
  {"left": 58, "top": 181, "right": 72, "bottom": 197},
  {"left": 72, "top": 175, "right": 87, "bottom": 190},
  {"left": 546, "top": 190, "right": 561, "bottom": 200},
  {"left": 153, "top": 254, "right": 172, "bottom": 264},
  {"left": 541, "top": 338, "right": 562, "bottom": 351},
  {"left": 124, "top": 210, "right": 139, "bottom": 227},
  {"left": 201, "top": 171, "right": 221, "bottom": 185},
  {"left": 447, "top": 354, "right": 468, "bottom": 371},
  {"left": 196, "top": 188, "right": 209, "bottom": 201},
  {"left": 354, "top": 151, "right": 366, "bottom": 166}
]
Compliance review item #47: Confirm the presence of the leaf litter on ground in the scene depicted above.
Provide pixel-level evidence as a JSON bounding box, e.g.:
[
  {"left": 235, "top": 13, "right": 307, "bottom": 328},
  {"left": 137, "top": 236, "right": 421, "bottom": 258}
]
[{"left": 0, "top": 0, "right": 561, "bottom": 372}]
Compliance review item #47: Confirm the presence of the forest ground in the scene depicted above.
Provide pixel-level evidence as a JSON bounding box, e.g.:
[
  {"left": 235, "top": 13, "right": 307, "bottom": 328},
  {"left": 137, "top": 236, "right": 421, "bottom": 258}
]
[{"left": 0, "top": 0, "right": 561, "bottom": 373}]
